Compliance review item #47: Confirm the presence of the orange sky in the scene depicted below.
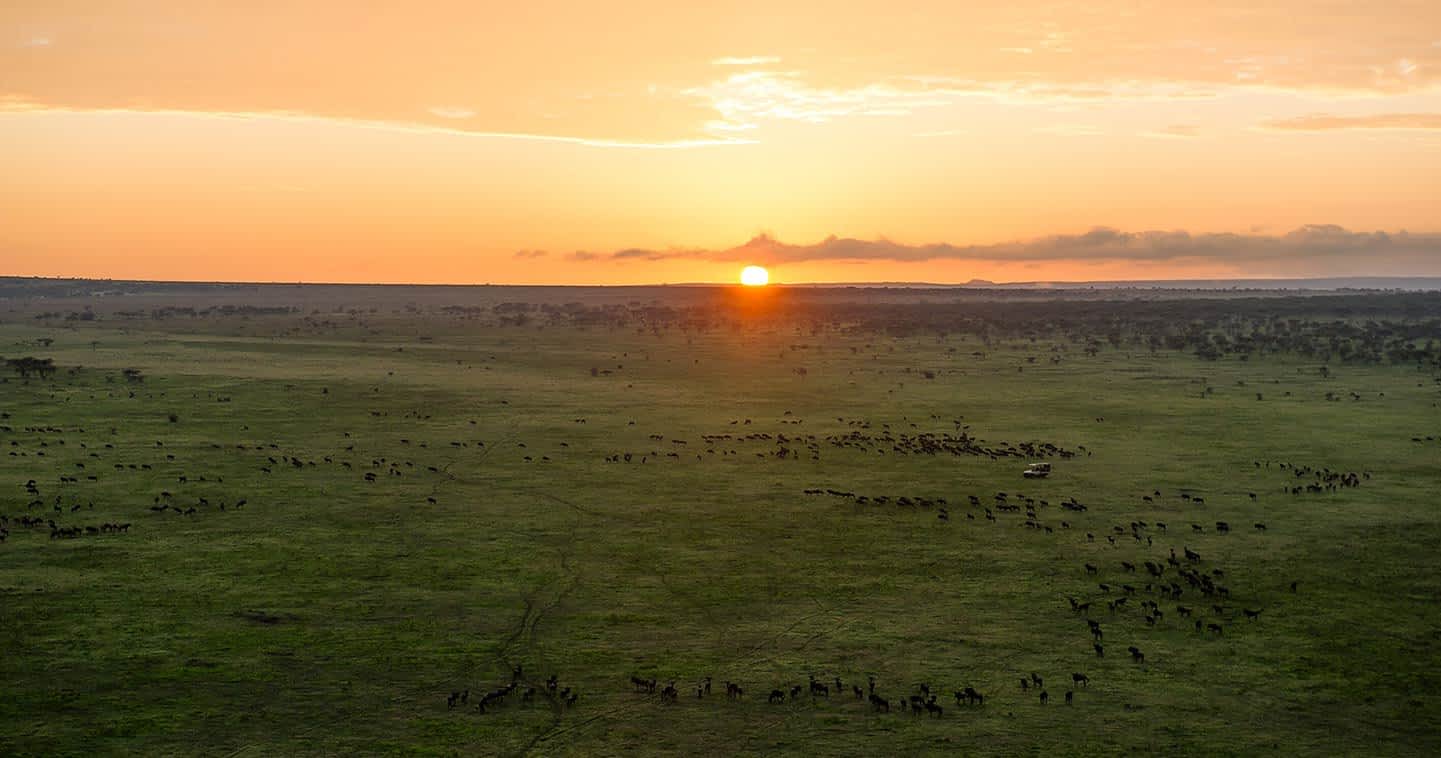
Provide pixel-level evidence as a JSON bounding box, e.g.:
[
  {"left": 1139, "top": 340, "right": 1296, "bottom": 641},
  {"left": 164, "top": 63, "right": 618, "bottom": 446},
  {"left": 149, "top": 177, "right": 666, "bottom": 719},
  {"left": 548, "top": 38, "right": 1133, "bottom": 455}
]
[{"left": 3, "top": 1, "right": 1440, "bottom": 284}]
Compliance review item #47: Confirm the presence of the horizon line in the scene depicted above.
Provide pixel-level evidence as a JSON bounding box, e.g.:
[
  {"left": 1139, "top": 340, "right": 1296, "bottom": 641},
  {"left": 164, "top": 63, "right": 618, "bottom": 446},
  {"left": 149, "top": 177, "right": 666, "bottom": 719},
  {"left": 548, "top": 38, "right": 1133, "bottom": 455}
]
[{"left": 5, "top": 273, "right": 1441, "bottom": 290}]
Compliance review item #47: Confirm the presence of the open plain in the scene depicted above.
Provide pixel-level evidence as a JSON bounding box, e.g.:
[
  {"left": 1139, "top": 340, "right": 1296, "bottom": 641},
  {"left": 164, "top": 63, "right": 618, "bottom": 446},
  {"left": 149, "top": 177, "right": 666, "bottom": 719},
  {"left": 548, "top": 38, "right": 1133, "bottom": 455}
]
[{"left": 1, "top": 280, "right": 1439, "bottom": 756}]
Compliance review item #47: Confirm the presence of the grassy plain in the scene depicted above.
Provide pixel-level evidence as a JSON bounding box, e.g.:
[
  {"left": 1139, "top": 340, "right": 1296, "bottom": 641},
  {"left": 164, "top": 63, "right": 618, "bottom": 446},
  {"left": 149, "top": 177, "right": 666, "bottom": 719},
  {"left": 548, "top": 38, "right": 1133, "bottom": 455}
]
[{"left": 1, "top": 284, "right": 1439, "bottom": 756}]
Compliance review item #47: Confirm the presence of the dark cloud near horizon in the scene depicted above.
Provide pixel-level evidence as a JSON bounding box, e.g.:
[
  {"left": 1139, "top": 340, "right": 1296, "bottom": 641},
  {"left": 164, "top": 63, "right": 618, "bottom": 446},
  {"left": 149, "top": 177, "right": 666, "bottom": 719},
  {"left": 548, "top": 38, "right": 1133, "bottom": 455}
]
[
  {"left": 561, "top": 226, "right": 1441, "bottom": 267},
  {"left": 513, "top": 249, "right": 549, "bottom": 259}
]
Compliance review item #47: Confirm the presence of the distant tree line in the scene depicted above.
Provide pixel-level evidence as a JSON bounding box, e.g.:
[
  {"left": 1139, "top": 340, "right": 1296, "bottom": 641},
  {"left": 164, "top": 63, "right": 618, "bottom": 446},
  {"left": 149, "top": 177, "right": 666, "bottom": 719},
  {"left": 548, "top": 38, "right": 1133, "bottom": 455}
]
[
  {"left": 492, "top": 292, "right": 1441, "bottom": 369},
  {"left": 5, "top": 357, "right": 56, "bottom": 379}
]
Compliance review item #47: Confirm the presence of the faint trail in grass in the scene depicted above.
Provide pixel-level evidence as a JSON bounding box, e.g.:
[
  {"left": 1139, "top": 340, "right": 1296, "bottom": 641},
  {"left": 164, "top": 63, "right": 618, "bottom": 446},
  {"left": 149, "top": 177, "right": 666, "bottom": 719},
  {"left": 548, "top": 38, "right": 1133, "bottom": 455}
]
[
  {"left": 521, "top": 487, "right": 651, "bottom": 525},
  {"left": 526, "top": 518, "right": 583, "bottom": 654},
  {"left": 497, "top": 498, "right": 586, "bottom": 758}
]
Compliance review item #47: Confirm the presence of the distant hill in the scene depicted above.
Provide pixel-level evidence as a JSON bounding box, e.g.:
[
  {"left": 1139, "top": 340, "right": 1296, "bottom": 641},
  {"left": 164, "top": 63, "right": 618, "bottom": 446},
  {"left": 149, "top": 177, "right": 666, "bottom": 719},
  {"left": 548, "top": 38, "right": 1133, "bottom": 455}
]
[{"left": 784, "top": 277, "right": 1441, "bottom": 291}]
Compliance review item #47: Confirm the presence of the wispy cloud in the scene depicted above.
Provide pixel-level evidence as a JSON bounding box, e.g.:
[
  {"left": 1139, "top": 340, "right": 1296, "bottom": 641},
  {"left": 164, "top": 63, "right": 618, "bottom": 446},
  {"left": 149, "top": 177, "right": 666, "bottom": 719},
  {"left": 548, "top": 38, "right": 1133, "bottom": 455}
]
[
  {"left": 686, "top": 72, "right": 962, "bottom": 131},
  {"left": 428, "top": 106, "right": 476, "bottom": 119},
  {"left": 684, "top": 70, "right": 1233, "bottom": 134},
  {"left": 1262, "top": 112, "right": 1441, "bottom": 131},
  {"left": 513, "top": 249, "right": 548, "bottom": 259},
  {"left": 567, "top": 226, "right": 1441, "bottom": 266},
  {"left": 0, "top": 100, "right": 757, "bottom": 150}
]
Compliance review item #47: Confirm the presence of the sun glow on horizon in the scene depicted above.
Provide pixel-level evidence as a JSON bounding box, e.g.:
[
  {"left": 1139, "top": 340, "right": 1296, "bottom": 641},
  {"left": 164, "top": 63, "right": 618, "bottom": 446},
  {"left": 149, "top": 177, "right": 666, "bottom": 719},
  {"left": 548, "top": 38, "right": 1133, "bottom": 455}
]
[{"left": 740, "top": 265, "right": 770, "bottom": 286}]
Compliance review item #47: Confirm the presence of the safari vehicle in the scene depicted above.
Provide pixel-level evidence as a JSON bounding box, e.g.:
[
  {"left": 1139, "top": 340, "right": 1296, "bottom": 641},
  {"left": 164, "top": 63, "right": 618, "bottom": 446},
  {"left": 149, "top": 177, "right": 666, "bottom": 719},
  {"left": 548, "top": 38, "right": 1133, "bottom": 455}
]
[{"left": 1023, "top": 462, "right": 1052, "bottom": 479}]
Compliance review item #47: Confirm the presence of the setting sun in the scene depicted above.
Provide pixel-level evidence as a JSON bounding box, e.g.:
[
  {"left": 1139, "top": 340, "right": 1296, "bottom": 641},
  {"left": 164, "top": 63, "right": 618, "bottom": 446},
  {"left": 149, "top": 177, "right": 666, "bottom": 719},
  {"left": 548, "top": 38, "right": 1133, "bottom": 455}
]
[{"left": 740, "top": 265, "right": 770, "bottom": 286}]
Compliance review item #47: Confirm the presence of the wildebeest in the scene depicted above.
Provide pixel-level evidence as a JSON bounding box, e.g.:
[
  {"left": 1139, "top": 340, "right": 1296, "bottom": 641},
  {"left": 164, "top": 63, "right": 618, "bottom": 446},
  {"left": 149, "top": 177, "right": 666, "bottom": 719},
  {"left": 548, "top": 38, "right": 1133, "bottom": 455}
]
[{"left": 954, "top": 687, "right": 983, "bottom": 706}]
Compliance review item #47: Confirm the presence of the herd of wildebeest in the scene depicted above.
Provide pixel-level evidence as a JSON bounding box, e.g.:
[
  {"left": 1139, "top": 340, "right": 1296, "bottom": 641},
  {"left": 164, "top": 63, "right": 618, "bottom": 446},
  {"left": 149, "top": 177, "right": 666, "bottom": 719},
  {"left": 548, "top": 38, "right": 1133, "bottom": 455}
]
[
  {"left": 0, "top": 363, "right": 1366, "bottom": 726},
  {"left": 433, "top": 461, "right": 1358, "bottom": 721}
]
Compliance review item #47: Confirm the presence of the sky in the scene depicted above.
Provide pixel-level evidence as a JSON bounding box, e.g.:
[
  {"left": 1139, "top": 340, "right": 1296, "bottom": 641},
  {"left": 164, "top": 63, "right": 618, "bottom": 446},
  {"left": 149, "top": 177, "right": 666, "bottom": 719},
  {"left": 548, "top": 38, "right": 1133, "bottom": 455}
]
[{"left": 3, "top": 1, "right": 1440, "bottom": 284}]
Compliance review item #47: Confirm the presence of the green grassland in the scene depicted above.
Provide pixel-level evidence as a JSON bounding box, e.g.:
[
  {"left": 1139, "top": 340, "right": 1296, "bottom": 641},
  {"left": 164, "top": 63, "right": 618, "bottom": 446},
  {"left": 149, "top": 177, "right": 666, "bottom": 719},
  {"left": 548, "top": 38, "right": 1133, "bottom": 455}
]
[{"left": 1, "top": 287, "right": 1439, "bottom": 756}]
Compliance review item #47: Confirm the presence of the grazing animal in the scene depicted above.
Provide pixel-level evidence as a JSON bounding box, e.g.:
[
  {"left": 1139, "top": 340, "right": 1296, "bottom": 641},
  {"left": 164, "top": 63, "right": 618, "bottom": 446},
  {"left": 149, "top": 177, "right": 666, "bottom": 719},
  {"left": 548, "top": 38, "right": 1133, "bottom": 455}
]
[{"left": 1072, "top": 673, "right": 1088, "bottom": 687}]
